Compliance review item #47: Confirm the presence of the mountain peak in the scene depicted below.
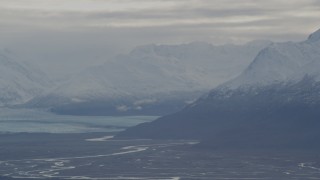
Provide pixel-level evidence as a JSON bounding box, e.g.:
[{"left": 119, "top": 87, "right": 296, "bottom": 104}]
[{"left": 307, "top": 28, "right": 320, "bottom": 42}]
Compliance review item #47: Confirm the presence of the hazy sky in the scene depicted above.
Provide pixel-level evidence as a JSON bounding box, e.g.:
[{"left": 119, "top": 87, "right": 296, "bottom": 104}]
[{"left": 0, "top": 0, "right": 320, "bottom": 77}]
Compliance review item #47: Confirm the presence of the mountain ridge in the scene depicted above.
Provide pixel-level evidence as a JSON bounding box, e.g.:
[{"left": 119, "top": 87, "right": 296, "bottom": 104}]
[
  {"left": 25, "top": 40, "right": 271, "bottom": 115},
  {"left": 0, "top": 51, "right": 52, "bottom": 106},
  {"left": 117, "top": 28, "right": 320, "bottom": 149}
]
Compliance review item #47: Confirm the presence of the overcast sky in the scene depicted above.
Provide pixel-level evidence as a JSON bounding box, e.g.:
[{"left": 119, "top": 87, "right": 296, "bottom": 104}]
[{"left": 0, "top": 0, "right": 320, "bottom": 77}]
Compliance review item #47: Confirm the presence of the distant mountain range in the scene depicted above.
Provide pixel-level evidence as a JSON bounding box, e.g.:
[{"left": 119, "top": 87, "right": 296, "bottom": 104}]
[
  {"left": 0, "top": 50, "right": 52, "bottom": 106},
  {"left": 118, "top": 29, "right": 320, "bottom": 149},
  {"left": 23, "top": 41, "right": 270, "bottom": 115}
]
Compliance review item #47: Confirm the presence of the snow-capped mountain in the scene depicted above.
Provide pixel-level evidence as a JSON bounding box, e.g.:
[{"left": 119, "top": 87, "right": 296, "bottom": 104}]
[
  {"left": 118, "top": 29, "right": 320, "bottom": 149},
  {"left": 0, "top": 50, "right": 52, "bottom": 106},
  {"left": 223, "top": 29, "right": 320, "bottom": 89},
  {"left": 26, "top": 41, "right": 271, "bottom": 115}
]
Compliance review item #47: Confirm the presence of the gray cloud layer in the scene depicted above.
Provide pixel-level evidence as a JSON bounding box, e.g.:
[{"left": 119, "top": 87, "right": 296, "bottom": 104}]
[
  {"left": 0, "top": 0, "right": 319, "bottom": 77},
  {"left": 1, "top": 0, "right": 319, "bottom": 38}
]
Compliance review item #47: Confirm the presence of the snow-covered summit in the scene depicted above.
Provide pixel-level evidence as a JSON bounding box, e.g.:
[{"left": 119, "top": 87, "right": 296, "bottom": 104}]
[
  {"left": 307, "top": 28, "right": 320, "bottom": 43},
  {"left": 222, "top": 29, "right": 320, "bottom": 89}
]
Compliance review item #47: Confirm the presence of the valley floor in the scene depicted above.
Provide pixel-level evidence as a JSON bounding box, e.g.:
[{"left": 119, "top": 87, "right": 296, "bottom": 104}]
[{"left": 0, "top": 133, "right": 320, "bottom": 180}]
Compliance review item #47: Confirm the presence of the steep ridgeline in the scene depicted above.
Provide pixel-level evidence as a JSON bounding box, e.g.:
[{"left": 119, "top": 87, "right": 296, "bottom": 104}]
[
  {"left": 26, "top": 41, "right": 270, "bottom": 116},
  {"left": 118, "top": 29, "right": 320, "bottom": 149},
  {"left": 0, "top": 50, "right": 52, "bottom": 106}
]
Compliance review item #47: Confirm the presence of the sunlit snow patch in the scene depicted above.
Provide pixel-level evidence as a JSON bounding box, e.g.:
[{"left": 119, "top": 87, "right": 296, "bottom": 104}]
[{"left": 85, "top": 136, "right": 114, "bottom": 142}]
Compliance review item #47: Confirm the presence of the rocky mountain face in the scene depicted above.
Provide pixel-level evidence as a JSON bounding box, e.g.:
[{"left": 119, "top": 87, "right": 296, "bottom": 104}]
[{"left": 118, "top": 29, "right": 320, "bottom": 149}]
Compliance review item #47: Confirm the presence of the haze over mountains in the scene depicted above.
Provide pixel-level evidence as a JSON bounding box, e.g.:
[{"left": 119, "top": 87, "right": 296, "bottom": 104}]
[
  {"left": 23, "top": 41, "right": 270, "bottom": 115},
  {"left": 119, "top": 29, "right": 320, "bottom": 149},
  {"left": 0, "top": 50, "right": 52, "bottom": 106}
]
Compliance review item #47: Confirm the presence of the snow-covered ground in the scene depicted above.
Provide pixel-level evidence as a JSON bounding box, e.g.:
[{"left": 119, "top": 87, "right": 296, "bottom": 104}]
[{"left": 0, "top": 134, "right": 318, "bottom": 180}]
